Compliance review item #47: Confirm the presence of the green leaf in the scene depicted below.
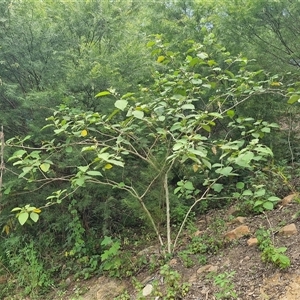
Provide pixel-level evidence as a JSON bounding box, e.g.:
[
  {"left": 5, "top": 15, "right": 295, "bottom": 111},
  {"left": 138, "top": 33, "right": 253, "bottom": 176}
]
[
  {"left": 227, "top": 110, "right": 235, "bottom": 118},
  {"left": 181, "top": 103, "right": 195, "bottom": 110},
  {"left": 173, "top": 143, "right": 184, "bottom": 151},
  {"left": 184, "top": 181, "right": 194, "bottom": 190},
  {"left": 216, "top": 166, "right": 233, "bottom": 176},
  {"left": 114, "top": 100, "right": 128, "bottom": 111},
  {"left": 212, "top": 183, "right": 223, "bottom": 192},
  {"left": 40, "top": 163, "right": 50, "bottom": 173},
  {"left": 132, "top": 110, "right": 144, "bottom": 119},
  {"left": 66, "top": 146, "right": 73, "bottom": 153},
  {"left": 242, "top": 190, "right": 253, "bottom": 196},
  {"left": 86, "top": 170, "right": 103, "bottom": 176},
  {"left": 236, "top": 182, "right": 245, "bottom": 189},
  {"left": 30, "top": 212, "right": 39, "bottom": 222},
  {"left": 234, "top": 151, "right": 254, "bottom": 167},
  {"left": 267, "top": 196, "right": 280, "bottom": 202},
  {"left": 95, "top": 91, "right": 111, "bottom": 97},
  {"left": 73, "top": 176, "right": 86, "bottom": 187},
  {"left": 263, "top": 202, "right": 274, "bottom": 210},
  {"left": 78, "top": 166, "right": 89, "bottom": 173},
  {"left": 101, "top": 236, "right": 113, "bottom": 246},
  {"left": 18, "top": 212, "right": 29, "bottom": 225},
  {"left": 255, "top": 189, "right": 266, "bottom": 197},
  {"left": 202, "top": 124, "right": 211, "bottom": 132},
  {"left": 261, "top": 127, "right": 271, "bottom": 133},
  {"left": 9, "top": 150, "right": 27, "bottom": 160},
  {"left": 11, "top": 207, "right": 22, "bottom": 212},
  {"left": 287, "top": 94, "right": 300, "bottom": 104}
]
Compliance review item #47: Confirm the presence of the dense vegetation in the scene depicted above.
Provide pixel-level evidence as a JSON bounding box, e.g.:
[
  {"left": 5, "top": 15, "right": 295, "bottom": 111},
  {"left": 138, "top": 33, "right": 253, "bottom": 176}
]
[{"left": 0, "top": 0, "right": 300, "bottom": 298}]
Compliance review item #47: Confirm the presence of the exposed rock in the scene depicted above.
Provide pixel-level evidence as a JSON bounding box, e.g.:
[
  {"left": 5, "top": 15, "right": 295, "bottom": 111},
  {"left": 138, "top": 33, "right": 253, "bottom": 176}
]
[
  {"left": 230, "top": 216, "right": 247, "bottom": 224},
  {"left": 247, "top": 237, "right": 258, "bottom": 246},
  {"left": 197, "top": 264, "right": 218, "bottom": 274},
  {"left": 281, "top": 193, "right": 298, "bottom": 206},
  {"left": 142, "top": 284, "right": 153, "bottom": 297},
  {"left": 279, "top": 223, "right": 298, "bottom": 236},
  {"left": 224, "top": 225, "right": 250, "bottom": 241},
  {"left": 194, "top": 230, "right": 204, "bottom": 236},
  {"left": 0, "top": 275, "right": 7, "bottom": 284},
  {"left": 80, "top": 276, "right": 126, "bottom": 300},
  {"left": 235, "top": 216, "right": 247, "bottom": 224},
  {"left": 169, "top": 258, "right": 178, "bottom": 266},
  {"left": 227, "top": 205, "right": 240, "bottom": 216},
  {"left": 137, "top": 245, "right": 160, "bottom": 257}
]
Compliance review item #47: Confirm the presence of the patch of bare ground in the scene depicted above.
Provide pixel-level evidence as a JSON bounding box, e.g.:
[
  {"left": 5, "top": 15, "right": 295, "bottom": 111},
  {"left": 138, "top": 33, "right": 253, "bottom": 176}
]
[{"left": 49, "top": 197, "right": 300, "bottom": 300}]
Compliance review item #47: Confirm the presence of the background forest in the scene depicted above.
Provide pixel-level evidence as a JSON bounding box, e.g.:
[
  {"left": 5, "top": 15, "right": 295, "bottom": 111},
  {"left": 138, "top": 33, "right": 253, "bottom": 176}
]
[{"left": 0, "top": 0, "right": 300, "bottom": 298}]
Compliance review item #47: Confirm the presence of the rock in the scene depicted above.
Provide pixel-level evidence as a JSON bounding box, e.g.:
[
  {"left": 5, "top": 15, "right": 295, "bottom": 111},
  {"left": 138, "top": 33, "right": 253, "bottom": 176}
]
[
  {"left": 224, "top": 225, "right": 250, "bottom": 241},
  {"left": 169, "top": 258, "right": 177, "bottom": 266},
  {"left": 247, "top": 237, "right": 258, "bottom": 246},
  {"left": 142, "top": 284, "right": 153, "bottom": 297},
  {"left": 227, "top": 205, "right": 240, "bottom": 216},
  {"left": 194, "top": 230, "right": 204, "bottom": 237},
  {"left": 229, "top": 216, "right": 246, "bottom": 224},
  {"left": 137, "top": 246, "right": 160, "bottom": 257},
  {"left": 197, "top": 264, "right": 218, "bottom": 274},
  {"left": 281, "top": 193, "right": 297, "bottom": 206},
  {"left": 0, "top": 275, "right": 7, "bottom": 284},
  {"left": 278, "top": 223, "right": 298, "bottom": 236},
  {"left": 80, "top": 276, "right": 126, "bottom": 300},
  {"left": 235, "top": 216, "right": 246, "bottom": 224}
]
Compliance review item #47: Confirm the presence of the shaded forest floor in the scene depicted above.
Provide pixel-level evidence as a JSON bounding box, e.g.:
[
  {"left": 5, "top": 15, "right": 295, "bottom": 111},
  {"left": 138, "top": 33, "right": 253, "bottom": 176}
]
[{"left": 43, "top": 194, "right": 300, "bottom": 300}]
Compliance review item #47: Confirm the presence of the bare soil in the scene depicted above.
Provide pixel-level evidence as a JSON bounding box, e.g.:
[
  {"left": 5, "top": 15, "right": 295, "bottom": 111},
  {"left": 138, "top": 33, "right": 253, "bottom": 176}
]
[{"left": 49, "top": 198, "right": 300, "bottom": 300}]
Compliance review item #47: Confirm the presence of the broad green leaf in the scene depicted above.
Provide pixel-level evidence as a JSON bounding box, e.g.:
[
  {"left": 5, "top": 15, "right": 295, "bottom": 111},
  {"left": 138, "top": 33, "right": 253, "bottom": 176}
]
[
  {"left": 10, "top": 150, "right": 27, "bottom": 160},
  {"left": 197, "top": 52, "right": 208, "bottom": 59},
  {"left": 202, "top": 124, "right": 211, "bottom": 132},
  {"left": 95, "top": 91, "right": 111, "bottom": 97},
  {"left": 201, "top": 158, "right": 211, "bottom": 169},
  {"left": 101, "top": 236, "right": 113, "bottom": 246},
  {"left": 212, "top": 183, "right": 223, "bottom": 192},
  {"left": 268, "top": 196, "right": 280, "bottom": 202},
  {"left": 181, "top": 104, "right": 195, "bottom": 110},
  {"left": 263, "top": 202, "right": 274, "bottom": 210},
  {"left": 40, "top": 163, "right": 50, "bottom": 173},
  {"left": 227, "top": 110, "right": 235, "bottom": 118},
  {"left": 234, "top": 151, "right": 254, "bottom": 167},
  {"left": 255, "top": 188, "right": 266, "bottom": 197},
  {"left": 18, "top": 212, "right": 29, "bottom": 225},
  {"left": 236, "top": 182, "right": 245, "bottom": 189},
  {"left": 97, "top": 153, "right": 110, "bottom": 160},
  {"left": 114, "top": 100, "right": 128, "bottom": 111},
  {"left": 106, "top": 159, "right": 124, "bottom": 167},
  {"left": 66, "top": 146, "right": 73, "bottom": 153},
  {"left": 74, "top": 176, "right": 86, "bottom": 187},
  {"left": 184, "top": 181, "right": 194, "bottom": 190},
  {"left": 173, "top": 143, "right": 184, "bottom": 151},
  {"left": 78, "top": 166, "right": 89, "bottom": 173},
  {"left": 30, "top": 212, "right": 39, "bottom": 222},
  {"left": 104, "top": 164, "right": 113, "bottom": 170},
  {"left": 287, "top": 94, "right": 300, "bottom": 104},
  {"left": 216, "top": 166, "right": 233, "bottom": 176},
  {"left": 261, "top": 127, "right": 270, "bottom": 133},
  {"left": 191, "top": 79, "right": 202, "bottom": 84},
  {"left": 132, "top": 110, "right": 144, "bottom": 119},
  {"left": 157, "top": 56, "right": 165, "bottom": 63},
  {"left": 242, "top": 190, "right": 253, "bottom": 196}
]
